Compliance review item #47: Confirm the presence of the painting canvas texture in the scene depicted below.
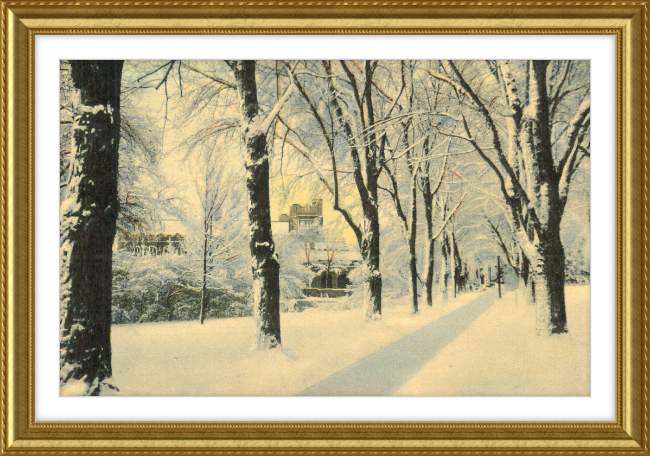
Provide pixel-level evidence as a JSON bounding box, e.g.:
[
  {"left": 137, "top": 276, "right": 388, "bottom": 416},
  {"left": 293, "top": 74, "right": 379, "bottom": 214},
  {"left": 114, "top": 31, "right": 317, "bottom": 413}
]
[{"left": 59, "top": 60, "right": 590, "bottom": 396}]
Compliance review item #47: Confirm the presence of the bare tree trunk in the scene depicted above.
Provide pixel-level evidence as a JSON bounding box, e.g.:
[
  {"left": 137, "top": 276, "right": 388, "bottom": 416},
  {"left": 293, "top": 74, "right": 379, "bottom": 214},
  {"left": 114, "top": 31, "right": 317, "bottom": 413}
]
[
  {"left": 519, "top": 252, "right": 536, "bottom": 305},
  {"left": 422, "top": 176, "right": 435, "bottom": 307},
  {"left": 362, "top": 214, "right": 382, "bottom": 319},
  {"left": 60, "top": 60, "right": 123, "bottom": 395},
  {"left": 426, "top": 241, "right": 435, "bottom": 304},
  {"left": 322, "top": 60, "right": 382, "bottom": 320},
  {"left": 408, "top": 172, "right": 418, "bottom": 314},
  {"left": 382, "top": 159, "right": 417, "bottom": 314},
  {"left": 439, "top": 230, "right": 451, "bottom": 305},
  {"left": 233, "top": 60, "right": 281, "bottom": 349},
  {"left": 325, "top": 247, "right": 335, "bottom": 289},
  {"left": 515, "top": 252, "right": 525, "bottom": 301},
  {"left": 519, "top": 61, "right": 568, "bottom": 334},
  {"left": 403, "top": 79, "right": 419, "bottom": 315},
  {"left": 451, "top": 231, "right": 462, "bottom": 298},
  {"left": 360, "top": 61, "right": 384, "bottom": 321},
  {"left": 383, "top": 163, "right": 418, "bottom": 314},
  {"left": 532, "top": 225, "right": 567, "bottom": 334},
  {"left": 199, "top": 231, "right": 209, "bottom": 324},
  {"left": 497, "top": 256, "right": 502, "bottom": 298},
  {"left": 420, "top": 148, "right": 447, "bottom": 308}
]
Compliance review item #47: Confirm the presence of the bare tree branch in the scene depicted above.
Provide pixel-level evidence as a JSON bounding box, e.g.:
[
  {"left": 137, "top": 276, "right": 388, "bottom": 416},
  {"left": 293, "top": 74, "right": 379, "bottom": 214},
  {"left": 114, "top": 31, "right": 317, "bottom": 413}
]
[{"left": 182, "top": 62, "right": 237, "bottom": 88}]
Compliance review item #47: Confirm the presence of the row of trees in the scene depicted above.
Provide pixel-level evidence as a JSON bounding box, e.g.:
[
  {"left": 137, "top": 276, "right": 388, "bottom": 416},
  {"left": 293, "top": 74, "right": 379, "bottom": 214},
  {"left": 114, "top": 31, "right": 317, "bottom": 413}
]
[
  {"left": 59, "top": 59, "right": 590, "bottom": 394},
  {"left": 272, "top": 60, "right": 588, "bottom": 334}
]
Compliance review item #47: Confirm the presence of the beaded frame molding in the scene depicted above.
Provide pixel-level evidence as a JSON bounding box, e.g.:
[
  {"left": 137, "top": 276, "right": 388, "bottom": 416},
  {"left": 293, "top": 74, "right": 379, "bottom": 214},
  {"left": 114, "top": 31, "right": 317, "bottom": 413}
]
[{"left": 1, "top": 2, "right": 648, "bottom": 454}]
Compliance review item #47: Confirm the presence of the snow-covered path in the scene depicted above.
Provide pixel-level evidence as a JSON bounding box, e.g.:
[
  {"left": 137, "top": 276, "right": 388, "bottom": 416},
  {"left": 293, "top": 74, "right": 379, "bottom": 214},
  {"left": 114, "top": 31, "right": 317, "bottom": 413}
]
[{"left": 296, "top": 290, "right": 499, "bottom": 396}]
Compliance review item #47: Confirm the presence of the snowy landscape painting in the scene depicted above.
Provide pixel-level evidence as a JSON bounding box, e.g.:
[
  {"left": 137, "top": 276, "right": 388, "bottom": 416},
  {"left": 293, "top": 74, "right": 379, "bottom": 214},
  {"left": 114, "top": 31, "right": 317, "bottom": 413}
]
[{"left": 60, "top": 60, "right": 590, "bottom": 396}]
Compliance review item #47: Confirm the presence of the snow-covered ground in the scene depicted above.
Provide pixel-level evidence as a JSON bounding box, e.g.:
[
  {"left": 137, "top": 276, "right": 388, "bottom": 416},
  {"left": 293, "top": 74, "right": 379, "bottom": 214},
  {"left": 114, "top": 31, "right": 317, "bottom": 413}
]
[
  {"left": 110, "top": 286, "right": 589, "bottom": 396},
  {"left": 111, "top": 293, "right": 482, "bottom": 396},
  {"left": 396, "top": 285, "right": 590, "bottom": 396}
]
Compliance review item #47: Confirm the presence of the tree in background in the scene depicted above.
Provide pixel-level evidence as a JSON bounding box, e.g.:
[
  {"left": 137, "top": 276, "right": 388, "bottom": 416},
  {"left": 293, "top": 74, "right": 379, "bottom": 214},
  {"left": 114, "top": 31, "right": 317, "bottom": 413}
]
[
  {"left": 379, "top": 62, "right": 422, "bottom": 314},
  {"left": 184, "top": 138, "right": 245, "bottom": 324},
  {"left": 60, "top": 61, "right": 124, "bottom": 395}
]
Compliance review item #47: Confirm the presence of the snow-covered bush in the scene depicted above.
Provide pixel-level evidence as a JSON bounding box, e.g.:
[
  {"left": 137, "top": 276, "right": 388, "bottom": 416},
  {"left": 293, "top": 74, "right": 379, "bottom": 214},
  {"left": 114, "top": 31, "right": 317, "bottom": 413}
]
[
  {"left": 565, "top": 248, "right": 590, "bottom": 284},
  {"left": 275, "top": 228, "right": 321, "bottom": 301},
  {"left": 112, "top": 251, "right": 251, "bottom": 323},
  {"left": 564, "top": 226, "right": 590, "bottom": 284},
  {"left": 111, "top": 306, "right": 130, "bottom": 325},
  {"left": 138, "top": 304, "right": 168, "bottom": 323}
]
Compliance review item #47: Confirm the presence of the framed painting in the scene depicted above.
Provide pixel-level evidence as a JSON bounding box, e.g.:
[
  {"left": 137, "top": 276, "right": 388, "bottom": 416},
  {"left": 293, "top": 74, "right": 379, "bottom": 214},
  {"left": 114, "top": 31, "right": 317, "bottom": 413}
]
[{"left": 1, "top": 1, "right": 649, "bottom": 454}]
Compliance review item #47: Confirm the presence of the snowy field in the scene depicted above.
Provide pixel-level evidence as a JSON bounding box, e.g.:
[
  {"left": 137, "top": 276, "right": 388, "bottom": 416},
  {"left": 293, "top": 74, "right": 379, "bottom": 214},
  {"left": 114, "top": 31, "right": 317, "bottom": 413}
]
[{"left": 111, "top": 286, "right": 589, "bottom": 396}]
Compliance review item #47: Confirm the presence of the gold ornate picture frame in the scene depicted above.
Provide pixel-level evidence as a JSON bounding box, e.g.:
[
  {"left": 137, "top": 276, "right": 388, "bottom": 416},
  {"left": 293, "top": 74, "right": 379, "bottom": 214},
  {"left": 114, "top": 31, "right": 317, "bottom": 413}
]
[{"left": 1, "top": 2, "right": 649, "bottom": 453}]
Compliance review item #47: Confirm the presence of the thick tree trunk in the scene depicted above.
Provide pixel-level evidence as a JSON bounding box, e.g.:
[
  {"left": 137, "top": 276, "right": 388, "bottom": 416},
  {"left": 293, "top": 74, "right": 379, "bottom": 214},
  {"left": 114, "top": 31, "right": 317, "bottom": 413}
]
[
  {"left": 362, "top": 213, "right": 382, "bottom": 320},
  {"left": 59, "top": 61, "right": 123, "bottom": 395},
  {"left": 361, "top": 62, "right": 383, "bottom": 321},
  {"left": 233, "top": 60, "right": 281, "bottom": 349},
  {"left": 520, "top": 61, "right": 568, "bottom": 333},
  {"left": 532, "top": 228, "right": 568, "bottom": 334}
]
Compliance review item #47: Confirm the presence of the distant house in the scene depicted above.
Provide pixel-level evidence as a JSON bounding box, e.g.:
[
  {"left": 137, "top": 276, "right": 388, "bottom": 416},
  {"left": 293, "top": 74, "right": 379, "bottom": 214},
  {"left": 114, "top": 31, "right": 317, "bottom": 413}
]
[
  {"left": 115, "top": 219, "right": 188, "bottom": 256},
  {"left": 117, "top": 232, "right": 186, "bottom": 256},
  {"left": 273, "top": 199, "right": 324, "bottom": 234},
  {"left": 288, "top": 199, "right": 324, "bottom": 232}
]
